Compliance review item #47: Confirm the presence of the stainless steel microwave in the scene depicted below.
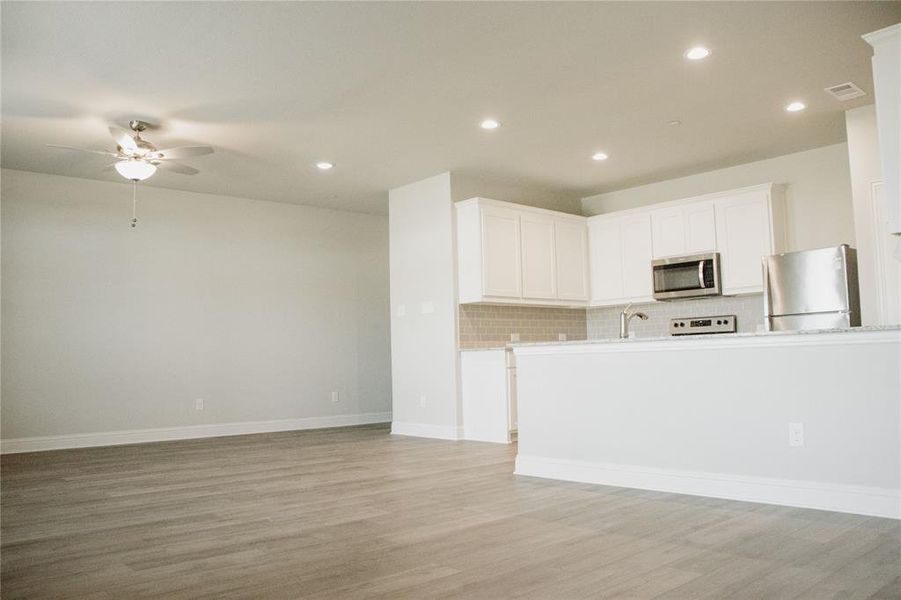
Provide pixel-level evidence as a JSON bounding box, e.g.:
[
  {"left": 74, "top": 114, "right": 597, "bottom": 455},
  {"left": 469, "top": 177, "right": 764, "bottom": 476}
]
[{"left": 652, "top": 252, "right": 722, "bottom": 301}]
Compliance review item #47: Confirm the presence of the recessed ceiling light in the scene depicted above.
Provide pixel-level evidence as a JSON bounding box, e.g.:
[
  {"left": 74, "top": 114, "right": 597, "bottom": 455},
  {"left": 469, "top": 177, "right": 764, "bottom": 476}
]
[
  {"left": 668, "top": 120, "right": 682, "bottom": 127},
  {"left": 480, "top": 119, "right": 500, "bottom": 130},
  {"left": 316, "top": 161, "right": 334, "bottom": 170},
  {"left": 684, "top": 46, "right": 710, "bottom": 60},
  {"left": 785, "top": 101, "right": 806, "bottom": 113},
  {"left": 592, "top": 152, "right": 609, "bottom": 161}
]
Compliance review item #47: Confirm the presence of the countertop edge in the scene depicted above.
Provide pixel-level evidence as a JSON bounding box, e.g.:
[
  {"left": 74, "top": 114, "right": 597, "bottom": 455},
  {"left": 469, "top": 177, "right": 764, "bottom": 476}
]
[
  {"left": 511, "top": 327, "right": 901, "bottom": 355},
  {"left": 459, "top": 346, "right": 509, "bottom": 353}
]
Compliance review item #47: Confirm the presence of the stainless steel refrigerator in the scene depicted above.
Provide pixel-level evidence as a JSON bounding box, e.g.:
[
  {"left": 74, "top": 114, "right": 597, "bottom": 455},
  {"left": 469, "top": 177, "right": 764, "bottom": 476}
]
[{"left": 763, "top": 245, "right": 861, "bottom": 331}]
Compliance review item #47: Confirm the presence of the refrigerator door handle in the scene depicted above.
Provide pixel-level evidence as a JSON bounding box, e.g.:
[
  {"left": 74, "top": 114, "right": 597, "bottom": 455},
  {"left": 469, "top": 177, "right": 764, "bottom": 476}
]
[{"left": 698, "top": 260, "right": 706, "bottom": 288}]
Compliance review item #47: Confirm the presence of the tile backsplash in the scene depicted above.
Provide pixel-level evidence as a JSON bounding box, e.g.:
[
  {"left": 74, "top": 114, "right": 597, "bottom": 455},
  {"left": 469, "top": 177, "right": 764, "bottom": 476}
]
[
  {"left": 459, "top": 305, "right": 587, "bottom": 348},
  {"left": 587, "top": 295, "right": 764, "bottom": 340},
  {"left": 459, "top": 295, "right": 763, "bottom": 347}
]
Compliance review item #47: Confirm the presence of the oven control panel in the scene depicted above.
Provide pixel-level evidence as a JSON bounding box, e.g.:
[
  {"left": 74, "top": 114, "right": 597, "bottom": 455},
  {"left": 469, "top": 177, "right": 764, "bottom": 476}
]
[{"left": 670, "top": 315, "right": 737, "bottom": 336}]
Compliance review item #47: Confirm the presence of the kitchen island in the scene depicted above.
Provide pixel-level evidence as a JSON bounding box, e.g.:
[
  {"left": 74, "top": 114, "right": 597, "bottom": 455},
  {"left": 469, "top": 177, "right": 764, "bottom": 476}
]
[{"left": 512, "top": 327, "right": 901, "bottom": 519}]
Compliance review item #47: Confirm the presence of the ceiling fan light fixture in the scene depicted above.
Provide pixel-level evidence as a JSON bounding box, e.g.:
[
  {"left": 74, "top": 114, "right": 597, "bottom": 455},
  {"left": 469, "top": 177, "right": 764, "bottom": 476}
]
[{"left": 115, "top": 159, "right": 157, "bottom": 181}]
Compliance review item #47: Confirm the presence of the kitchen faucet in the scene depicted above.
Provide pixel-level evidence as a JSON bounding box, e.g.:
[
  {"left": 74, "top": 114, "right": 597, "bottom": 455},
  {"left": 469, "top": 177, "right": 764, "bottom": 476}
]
[{"left": 620, "top": 303, "right": 649, "bottom": 339}]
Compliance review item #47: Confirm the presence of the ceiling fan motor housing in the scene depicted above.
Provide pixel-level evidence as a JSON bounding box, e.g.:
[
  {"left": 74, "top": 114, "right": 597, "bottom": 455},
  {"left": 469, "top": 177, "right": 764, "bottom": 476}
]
[{"left": 128, "top": 120, "right": 150, "bottom": 132}]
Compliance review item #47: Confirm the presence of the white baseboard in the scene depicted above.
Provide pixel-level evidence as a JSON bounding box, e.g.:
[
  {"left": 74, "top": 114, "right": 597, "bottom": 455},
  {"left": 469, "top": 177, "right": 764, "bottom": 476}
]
[
  {"left": 463, "top": 428, "right": 513, "bottom": 444},
  {"left": 0, "top": 412, "right": 392, "bottom": 454},
  {"left": 515, "top": 454, "right": 901, "bottom": 520},
  {"left": 390, "top": 421, "right": 463, "bottom": 440}
]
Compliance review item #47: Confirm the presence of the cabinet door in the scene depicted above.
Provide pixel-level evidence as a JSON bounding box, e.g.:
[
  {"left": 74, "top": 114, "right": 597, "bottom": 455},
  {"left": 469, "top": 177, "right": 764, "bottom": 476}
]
[
  {"left": 481, "top": 206, "right": 522, "bottom": 298},
  {"left": 620, "top": 214, "right": 654, "bottom": 300},
  {"left": 651, "top": 207, "right": 686, "bottom": 258},
  {"left": 685, "top": 202, "right": 717, "bottom": 253},
  {"left": 588, "top": 218, "right": 624, "bottom": 303},
  {"left": 555, "top": 221, "right": 588, "bottom": 301},
  {"left": 520, "top": 214, "right": 557, "bottom": 299},
  {"left": 715, "top": 192, "right": 772, "bottom": 294}
]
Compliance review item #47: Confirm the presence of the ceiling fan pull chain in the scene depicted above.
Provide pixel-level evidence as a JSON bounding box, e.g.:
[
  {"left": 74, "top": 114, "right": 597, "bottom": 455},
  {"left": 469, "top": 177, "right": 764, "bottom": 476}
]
[{"left": 131, "top": 180, "right": 138, "bottom": 228}]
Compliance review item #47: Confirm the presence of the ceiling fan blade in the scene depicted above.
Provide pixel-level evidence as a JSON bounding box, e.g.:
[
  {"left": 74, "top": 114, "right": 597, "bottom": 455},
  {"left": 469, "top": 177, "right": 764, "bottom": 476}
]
[
  {"left": 47, "top": 144, "right": 120, "bottom": 157},
  {"left": 108, "top": 126, "right": 138, "bottom": 153},
  {"left": 154, "top": 161, "right": 199, "bottom": 175},
  {"left": 150, "top": 145, "right": 214, "bottom": 160}
]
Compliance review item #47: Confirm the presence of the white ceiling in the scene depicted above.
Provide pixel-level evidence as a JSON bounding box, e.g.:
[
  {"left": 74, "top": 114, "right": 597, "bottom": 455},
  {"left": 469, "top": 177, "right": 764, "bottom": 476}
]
[{"left": 2, "top": 2, "right": 900, "bottom": 214}]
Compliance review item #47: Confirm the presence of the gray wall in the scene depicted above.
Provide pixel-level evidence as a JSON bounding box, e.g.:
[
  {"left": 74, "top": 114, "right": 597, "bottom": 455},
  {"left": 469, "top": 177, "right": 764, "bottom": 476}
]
[
  {"left": 388, "top": 172, "right": 461, "bottom": 435},
  {"left": 582, "top": 143, "right": 855, "bottom": 252},
  {"left": 1, "top": 169, "right": 391, "bottom": 439}
]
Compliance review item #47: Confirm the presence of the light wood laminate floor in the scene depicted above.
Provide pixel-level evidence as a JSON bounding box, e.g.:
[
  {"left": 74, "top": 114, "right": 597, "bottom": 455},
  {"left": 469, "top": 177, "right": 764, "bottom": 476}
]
[{"left": 2, "top": 424, "right": 900, "bottom": 599}]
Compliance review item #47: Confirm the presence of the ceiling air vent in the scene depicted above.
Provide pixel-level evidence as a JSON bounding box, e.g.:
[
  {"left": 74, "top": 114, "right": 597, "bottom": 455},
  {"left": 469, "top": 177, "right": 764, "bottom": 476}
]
[{"left": 824, "top": 82, "right": 866, "bottom": 101}]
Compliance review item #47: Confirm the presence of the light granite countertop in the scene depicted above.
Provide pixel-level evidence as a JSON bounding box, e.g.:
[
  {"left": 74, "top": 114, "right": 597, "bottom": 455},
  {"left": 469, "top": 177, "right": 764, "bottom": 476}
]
[
  {"left": 459, "top": 325, "right": 901, "bottom": 353},
  {"left": 507, "top": 324, "right": 901, "bottom": 349},
  {"left": 459, "top": 345, "right": 511, "bottom": 352}
]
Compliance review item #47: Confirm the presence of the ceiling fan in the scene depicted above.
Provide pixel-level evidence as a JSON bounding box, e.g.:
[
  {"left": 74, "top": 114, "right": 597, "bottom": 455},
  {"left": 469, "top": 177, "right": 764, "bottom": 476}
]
[
  {"left": 48, "top": 120, "right": 214, "bottom": 228},
  {"left": 47, "top": 119, "right": 214, "bottom": 181}
]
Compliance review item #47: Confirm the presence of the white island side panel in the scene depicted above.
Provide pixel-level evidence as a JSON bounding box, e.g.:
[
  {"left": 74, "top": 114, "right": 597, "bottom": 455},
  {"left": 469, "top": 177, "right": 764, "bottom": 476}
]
[{"left": 513, "top": 330, "right": 901, "bottom": 518}]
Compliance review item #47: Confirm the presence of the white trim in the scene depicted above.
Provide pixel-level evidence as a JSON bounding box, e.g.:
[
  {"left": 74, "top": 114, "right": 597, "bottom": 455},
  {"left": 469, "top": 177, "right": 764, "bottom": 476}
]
[
  {"left": 454, "top": 197, "right": 587, "bottom": 223},
  {"left": 462, "top": 428, "right": 512, "bottom": 444},
  {"left": 0, "top": 412, "right": 392, "bottom": 454},
  {"left": 512, "top": 328, "right": 901, "bottom": 356},
  {"left": 862, "top": 22, "right": 901, "bottom": 45},
  {"left": 515, "top": 455, "right": 901, "bottom": 520},
  {"left": 586, "top": 183, "right": 780, "bottom": 222},
  {"left": 390, "top": 421, "right": 463, "bottom": 440}
]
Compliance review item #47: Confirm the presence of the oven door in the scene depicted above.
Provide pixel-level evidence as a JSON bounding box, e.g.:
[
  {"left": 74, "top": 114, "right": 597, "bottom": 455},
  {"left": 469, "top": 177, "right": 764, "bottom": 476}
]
[{"left": 652, "top": 253, "right": 721, "bottom": 300}]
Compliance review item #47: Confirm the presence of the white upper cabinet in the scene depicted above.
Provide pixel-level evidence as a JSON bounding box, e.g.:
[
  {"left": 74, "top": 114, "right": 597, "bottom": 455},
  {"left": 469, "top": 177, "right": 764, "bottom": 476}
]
[
  {"left": 589, "top": 184, "right": 784, "bottom": 305},
  {"left": 555, "top": 221, "right": 589, "bottom": 301},
  {"left": 650, "top": 202, "right": 716, "bottom": 258},
  {"left": 685, "top": 202, "right": 717, "bottom": 253},
  {"left": 520, "top": 214, "right": 557, "bottom": 299},
  {"left": 457, "top": 185, "right": 783, "bottom": 307},
  {"left": 588, "top": 218, "right": 624, "bottom": 304},
  {"left": 714, "top": 187, "right": 785, "bottom": 295},
  {"left": 588, "top": 213, "right": 653, "bottom": 306},
  {"left": 650, "top": 207, "right": 686, "bottom": 258},
  {"left": 620, "top": 215, "right": 655, "bottom": 300},
  {"left": 456, "top": 198, "right": 588, "bottom": 306},
  {"left": 481, "top": 205, "right": 522, "bottom": 298}
]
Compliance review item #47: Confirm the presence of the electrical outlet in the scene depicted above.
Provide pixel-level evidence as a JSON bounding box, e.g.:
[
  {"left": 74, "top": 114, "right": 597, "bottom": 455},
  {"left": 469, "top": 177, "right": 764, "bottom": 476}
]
[
  {"left": 510, "top": 333, "right": 520, "bottom": 342},
  {"left": 419, "top": 394, "right": 427, "bottom": 408},
  {"left": 194, "top": 398, "right": 204, "bottom": 411},
  {"left": 330, "top": 391, "right": 339, "bottom": 403},
  {"left": 789, "top": 422, "right": 804, "bottom": 447},
  {"left": 558, "top": 333, "right": 567, "bottom": 341}
]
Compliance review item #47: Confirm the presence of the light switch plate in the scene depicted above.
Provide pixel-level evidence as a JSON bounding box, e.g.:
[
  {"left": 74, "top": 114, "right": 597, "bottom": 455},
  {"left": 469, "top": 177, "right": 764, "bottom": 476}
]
[{"left": 510, "top": 333, "right": 520, "bottom": 342}]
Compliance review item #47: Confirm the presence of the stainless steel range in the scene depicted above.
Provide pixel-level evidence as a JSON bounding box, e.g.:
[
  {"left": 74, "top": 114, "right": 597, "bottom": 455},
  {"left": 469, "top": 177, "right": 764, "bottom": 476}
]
[{"left": 670, "top": 315, "right": 737, "bottom": 336}]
